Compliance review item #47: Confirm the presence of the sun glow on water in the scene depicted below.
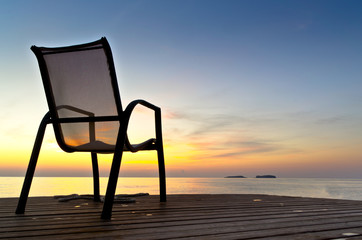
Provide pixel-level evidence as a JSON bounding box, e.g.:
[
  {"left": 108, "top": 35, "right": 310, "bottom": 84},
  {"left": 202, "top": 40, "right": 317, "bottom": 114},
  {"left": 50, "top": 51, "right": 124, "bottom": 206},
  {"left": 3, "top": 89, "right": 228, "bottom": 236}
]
[{"left": 4, "top": 177, "right": 362, "bottom": 201}]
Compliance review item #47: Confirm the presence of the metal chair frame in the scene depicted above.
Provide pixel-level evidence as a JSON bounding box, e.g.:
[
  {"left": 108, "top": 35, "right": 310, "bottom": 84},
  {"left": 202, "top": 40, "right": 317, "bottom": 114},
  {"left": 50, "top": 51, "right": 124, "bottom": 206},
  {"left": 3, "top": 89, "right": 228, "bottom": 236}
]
[{"left": 15, "top": 38, "right": 166, "bottom": 219}]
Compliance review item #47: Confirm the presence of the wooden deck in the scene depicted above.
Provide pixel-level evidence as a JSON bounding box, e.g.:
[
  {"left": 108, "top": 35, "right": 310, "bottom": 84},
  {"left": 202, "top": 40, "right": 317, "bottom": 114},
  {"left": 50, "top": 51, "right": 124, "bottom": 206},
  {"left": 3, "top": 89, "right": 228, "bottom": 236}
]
[{"left": 2, "top": 194, "right": 362, "bottom": 239}]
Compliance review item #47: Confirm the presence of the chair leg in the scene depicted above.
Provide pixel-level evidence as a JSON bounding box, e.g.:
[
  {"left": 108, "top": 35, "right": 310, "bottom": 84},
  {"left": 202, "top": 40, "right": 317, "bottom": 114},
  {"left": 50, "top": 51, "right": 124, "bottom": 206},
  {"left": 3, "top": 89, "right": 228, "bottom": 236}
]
[
  {"left": 157, "top": 146, "right": 167, "bottom": 202},
  {"left": 101, "top": 149, "right": 124, "bottom": 219},
  {"left": 155, "top": 108, "right": 166, "bottom": 202},
  {"left": 101, "top": 127, "right": 127, "bottom": 220},
  {"left": 91, "top": 153, "right": 101, "bottom": 202},
  {"left": 16, "top": 114, "right": 50, "bottom": 214}
]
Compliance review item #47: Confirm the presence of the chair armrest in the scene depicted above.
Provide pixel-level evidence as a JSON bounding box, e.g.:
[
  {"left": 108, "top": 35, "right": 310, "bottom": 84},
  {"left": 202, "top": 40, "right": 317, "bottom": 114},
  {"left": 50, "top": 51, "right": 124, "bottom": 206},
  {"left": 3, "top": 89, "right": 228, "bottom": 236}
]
[
  {"left": 123, "top": 100, "right": 162, "bottom": 152},
  {"left": 124, "top": 100, "right": 160, "bottom": 113}
]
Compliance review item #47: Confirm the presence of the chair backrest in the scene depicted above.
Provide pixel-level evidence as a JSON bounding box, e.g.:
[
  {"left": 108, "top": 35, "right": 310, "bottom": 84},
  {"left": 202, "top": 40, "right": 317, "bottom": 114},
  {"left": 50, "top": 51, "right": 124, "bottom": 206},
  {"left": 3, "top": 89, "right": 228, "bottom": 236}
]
[{"left": 32, "top": 37, "right": 122, "bottom": 152}]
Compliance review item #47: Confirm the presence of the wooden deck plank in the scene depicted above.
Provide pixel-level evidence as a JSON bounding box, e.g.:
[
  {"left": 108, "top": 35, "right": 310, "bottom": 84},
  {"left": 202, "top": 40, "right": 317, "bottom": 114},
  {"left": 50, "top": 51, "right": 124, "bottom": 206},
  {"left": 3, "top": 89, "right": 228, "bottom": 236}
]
[
  {"left": 1, "top": 194, "right": 362, "bottom": 239},
  {"left": 3, "top": 208, "right": 362, "bottom": 230},
  {"left": 3, "top": 210, "right": 362, "bottom": 234}
]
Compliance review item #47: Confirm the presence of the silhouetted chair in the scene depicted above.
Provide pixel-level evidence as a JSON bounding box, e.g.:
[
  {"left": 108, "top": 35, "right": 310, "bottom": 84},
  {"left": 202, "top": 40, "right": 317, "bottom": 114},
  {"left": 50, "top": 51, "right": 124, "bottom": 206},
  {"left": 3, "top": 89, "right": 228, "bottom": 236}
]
[{"left": 15, "top": 37, "right": 166, "bottom": 219}]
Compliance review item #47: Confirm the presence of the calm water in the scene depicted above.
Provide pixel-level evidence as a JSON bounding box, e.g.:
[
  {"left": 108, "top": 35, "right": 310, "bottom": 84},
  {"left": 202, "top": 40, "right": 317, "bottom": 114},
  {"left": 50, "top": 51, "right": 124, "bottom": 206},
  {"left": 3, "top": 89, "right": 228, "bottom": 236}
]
[{"left": 2, "top": 177, "right": 362, "bottom": 200}]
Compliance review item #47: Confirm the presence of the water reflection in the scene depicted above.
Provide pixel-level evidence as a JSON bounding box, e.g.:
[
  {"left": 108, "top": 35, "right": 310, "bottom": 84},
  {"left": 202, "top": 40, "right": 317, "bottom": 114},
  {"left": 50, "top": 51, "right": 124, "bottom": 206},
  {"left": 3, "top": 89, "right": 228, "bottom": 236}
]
[{"left": 2, "top": 177, "right": 362, "bottom": 200}]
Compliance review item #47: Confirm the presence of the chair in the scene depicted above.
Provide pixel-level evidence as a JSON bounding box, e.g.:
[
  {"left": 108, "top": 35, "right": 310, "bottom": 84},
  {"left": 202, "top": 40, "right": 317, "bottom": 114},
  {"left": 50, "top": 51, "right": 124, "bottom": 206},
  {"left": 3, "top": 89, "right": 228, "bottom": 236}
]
[{"left": 15, "top": 37, "right": 166, "bottom": 219}]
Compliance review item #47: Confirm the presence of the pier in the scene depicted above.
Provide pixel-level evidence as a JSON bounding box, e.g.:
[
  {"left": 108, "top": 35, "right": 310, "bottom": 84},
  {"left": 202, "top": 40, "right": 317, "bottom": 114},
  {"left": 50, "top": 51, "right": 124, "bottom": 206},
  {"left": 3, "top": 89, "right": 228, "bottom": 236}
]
[{"left": 2, "top": 194, "right": 362, "bottom": 239}]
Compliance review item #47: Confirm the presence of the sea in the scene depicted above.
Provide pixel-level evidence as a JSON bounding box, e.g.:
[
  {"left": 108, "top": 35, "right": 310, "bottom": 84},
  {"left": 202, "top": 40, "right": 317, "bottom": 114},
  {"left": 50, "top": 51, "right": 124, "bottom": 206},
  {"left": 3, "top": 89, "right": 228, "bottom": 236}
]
[{"left": 2, "top": 177, "right": 362, "bottom": 201}]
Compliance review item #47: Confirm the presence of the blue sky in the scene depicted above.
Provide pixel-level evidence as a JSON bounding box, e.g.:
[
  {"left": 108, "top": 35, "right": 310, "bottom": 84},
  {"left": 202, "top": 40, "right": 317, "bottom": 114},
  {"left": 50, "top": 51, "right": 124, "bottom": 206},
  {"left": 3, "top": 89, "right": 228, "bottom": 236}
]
[{"left": 0, "top": 0, "right": 361, "bottom": 177}]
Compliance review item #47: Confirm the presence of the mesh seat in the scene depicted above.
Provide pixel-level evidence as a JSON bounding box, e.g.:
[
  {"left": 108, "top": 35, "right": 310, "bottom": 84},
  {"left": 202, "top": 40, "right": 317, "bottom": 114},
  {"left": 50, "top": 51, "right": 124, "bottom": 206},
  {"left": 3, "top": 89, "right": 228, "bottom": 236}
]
[
  {"left": 74, "top": 138, "right": 157, "bottom": 152},
  {"left": 16, "top": 37, "right": 166, "bottom": 220}
]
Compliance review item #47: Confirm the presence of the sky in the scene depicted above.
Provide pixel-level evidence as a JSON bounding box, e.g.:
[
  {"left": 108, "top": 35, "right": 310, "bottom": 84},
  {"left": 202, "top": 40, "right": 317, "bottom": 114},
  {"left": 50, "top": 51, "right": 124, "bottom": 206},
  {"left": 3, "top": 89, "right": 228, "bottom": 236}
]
[{"left": 0, "top": 0, "right": 361, "bottom": 178}]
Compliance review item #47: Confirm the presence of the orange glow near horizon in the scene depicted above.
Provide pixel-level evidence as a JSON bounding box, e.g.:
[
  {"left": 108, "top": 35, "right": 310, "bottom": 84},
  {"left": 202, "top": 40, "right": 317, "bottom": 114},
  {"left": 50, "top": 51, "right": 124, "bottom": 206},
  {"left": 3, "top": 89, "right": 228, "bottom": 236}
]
[
  {"left": 2, "top": 124, "right": 362, "bottom": 178},
  {"left": 1, "top": 89, "right": 361, "bottom": 179}
]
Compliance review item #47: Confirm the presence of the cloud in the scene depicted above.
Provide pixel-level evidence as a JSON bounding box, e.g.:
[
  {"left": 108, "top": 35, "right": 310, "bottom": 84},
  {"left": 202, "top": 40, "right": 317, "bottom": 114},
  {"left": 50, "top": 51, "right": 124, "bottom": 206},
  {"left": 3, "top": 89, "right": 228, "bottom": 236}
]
[
  {"left": 314, "top": 115, "right": 346, "bottom": 125},
  {"left": 188, "top": 134, "right": 282, "bottom": 161},
  {"left": 209, "top": 145, "right": 278, "bottom": 159},
  {"left": 163, "top": 108, "right": 311, "bottom": 162},
  {"left": 163, "top": 109, "right": 191, "bottom": 120}
]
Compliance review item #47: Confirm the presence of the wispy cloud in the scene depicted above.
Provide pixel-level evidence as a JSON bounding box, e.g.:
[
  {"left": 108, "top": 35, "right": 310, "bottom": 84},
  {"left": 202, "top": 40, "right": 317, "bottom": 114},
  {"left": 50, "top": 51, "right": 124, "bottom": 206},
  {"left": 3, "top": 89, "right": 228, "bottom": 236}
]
[
  {"left": 314, "top": 115, "right": 347, "bottom": 125},
  {"left": 163, "top": 107, "right": 312, "bottom": 162},
  {"left": 189, "top": 137, "right": 282, "bottom": 160}
]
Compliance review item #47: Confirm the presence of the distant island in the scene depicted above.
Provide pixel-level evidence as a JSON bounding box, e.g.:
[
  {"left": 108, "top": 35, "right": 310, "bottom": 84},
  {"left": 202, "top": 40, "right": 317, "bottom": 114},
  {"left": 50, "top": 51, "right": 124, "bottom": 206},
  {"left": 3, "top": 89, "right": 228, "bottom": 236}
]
[
  {"left": 224, "top": 175, "right": 276, "bottom": 178},
  {"left": 224, "top": 175, "right": 246, "bottom": 178},
  {"left": 256, "top": 175, "right": 276, "bottom": 178}
]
